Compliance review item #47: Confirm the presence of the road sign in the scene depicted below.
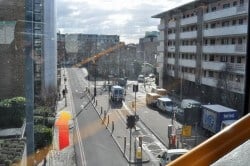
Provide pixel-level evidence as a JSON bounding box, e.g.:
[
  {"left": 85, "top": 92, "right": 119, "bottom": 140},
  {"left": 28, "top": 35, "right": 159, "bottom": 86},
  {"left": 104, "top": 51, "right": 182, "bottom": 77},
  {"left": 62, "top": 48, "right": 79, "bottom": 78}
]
[{"left": 182, "top": 125, "right": 192, "bottom": 137}]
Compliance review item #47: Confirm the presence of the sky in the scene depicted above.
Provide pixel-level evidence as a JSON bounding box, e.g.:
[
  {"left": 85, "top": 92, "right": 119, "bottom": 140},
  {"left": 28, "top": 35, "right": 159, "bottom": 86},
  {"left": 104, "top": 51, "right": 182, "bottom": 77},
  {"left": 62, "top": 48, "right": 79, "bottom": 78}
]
[{"left": 56, "top": 0, "right": 194, "bottom": 44}]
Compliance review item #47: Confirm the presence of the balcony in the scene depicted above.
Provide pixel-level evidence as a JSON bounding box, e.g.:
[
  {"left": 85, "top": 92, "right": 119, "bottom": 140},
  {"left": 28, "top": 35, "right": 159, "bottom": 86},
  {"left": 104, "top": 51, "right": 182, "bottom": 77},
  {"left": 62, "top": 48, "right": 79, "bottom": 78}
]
[
  {"left": 180, "top": 31, "right": 197, "bottom": 39},
  {"left": 179, "top": 72, "right": 196, "bottom": 82},
  {"left": 168, "top": 33, "right": 175, "bottom": 40},
  {"left": 167, "top": 46, "right": 175, "bottom": 52},
  {"left": 180, "top": 16, "right": 197, "bottom": 26},
  {"left": 227, "top": 63, "right": 246, "bottom": 74},
  {"left": 227, "top": 81, "right": 245, "bottom": 94},
  {"left": 203, "top": 44, "right": 246, "bottom": 54},
  {"left": 158, "top": 24, "right": 165, "bottom": 30},
  {"left": 201, "top": 77, "right": 218, "bottom": 87},
  {"left": 156, "top": 54, "right": 164, "bottom": 63},
  {"left": 204, "top": 4, "right": 248, "bottom": 21},
  {"left": 202, "top": 61, "right": 226, "bottom": 71},
  {"left": 168, "top": 21, "right": 176, "bottom": 28},
  {"left": 167, "top": 58, "right": 175, "bottom": 65},
  {"left": 203, "top": 25, "right": 247, "bottom": 37},
  {"left": 179, "top": 45, "right": 196, "bottom": 53},
  {"left": 157, "top": 44, "right": 164, "bottom": 52},
  {"left": 158, "top": 34, "right": 164, "bottom": 41},
  {"left": 179, "top": 59, "right": 196, "bottom": 67},
  {"left": 168, "top": 70, "right": 175, "bottom": 77}
]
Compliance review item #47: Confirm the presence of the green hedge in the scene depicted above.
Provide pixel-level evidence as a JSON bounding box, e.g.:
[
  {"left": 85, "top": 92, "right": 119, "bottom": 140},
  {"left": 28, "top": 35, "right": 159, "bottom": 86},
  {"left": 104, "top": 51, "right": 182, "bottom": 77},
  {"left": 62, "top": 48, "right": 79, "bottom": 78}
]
[
  {"left": 0, "top": 97, "right": 25, "bottom": 128},
  {"left": 34, "top": 116, "right": 55, "bottom": 128},
  {"left": 34, "top": 125, "right": 52, "bottom": 150}
]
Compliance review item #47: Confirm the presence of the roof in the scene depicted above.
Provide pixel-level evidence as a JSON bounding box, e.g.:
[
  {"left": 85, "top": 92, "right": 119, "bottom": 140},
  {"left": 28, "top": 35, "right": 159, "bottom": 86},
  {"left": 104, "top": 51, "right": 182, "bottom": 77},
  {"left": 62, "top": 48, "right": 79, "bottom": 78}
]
[
  {"left": 152, "top": 0, "right": 218, "bottom": 18},
  {"left": 112, "top": 85, "right": 123, "bottom": 89},
  {"left": 202, "top": 104, "right": 237, "bottom": 113},
  {"left": 167, "top": 149, "right": 189, "bottom": 154},
  {"left": 158, "top": 97, "right": 172, "bottom": 102}
]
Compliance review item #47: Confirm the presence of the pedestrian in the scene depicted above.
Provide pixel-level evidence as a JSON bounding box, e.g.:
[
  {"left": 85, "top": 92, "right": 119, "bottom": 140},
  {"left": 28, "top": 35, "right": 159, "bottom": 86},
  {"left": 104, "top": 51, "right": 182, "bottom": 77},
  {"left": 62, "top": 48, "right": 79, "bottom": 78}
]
[{"left": 43, "top": 158, "right": 47, "bottom": 166}]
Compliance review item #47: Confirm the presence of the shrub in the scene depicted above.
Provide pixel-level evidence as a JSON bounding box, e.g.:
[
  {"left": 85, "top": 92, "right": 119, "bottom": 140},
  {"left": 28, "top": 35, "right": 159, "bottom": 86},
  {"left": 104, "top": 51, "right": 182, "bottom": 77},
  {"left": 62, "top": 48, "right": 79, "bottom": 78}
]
[{"left": 34, "top": 125, "right": 52, "bottom": 150}]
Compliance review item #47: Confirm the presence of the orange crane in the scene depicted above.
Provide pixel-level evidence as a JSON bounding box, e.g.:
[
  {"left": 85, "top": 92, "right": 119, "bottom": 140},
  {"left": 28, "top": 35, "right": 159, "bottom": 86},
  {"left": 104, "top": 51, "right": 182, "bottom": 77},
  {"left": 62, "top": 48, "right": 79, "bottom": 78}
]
[{"left": 74, "top": 42, "right": 125, "bottom": 68}]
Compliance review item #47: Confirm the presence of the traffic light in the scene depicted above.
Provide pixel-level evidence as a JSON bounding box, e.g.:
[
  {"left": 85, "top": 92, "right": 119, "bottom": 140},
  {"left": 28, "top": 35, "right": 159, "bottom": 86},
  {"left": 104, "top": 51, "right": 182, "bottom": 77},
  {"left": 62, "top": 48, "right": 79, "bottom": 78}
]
[
  {"left": 126, "top": 115, "right": 136, "bottom": 129},
  {"left": 133, "top": 84, "right": 138, "bottom": 92}
]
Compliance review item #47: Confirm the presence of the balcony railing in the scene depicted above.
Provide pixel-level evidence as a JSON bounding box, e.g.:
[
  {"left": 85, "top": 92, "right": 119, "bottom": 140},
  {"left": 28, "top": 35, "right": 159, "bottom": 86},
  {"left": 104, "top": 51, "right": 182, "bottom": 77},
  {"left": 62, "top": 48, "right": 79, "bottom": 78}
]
[
  {"left": 179, "top": 45, "right": 196, "bottom": 53},
  {"left": 227, "top": 80, "right": 245, "bottom": 93},
  {"left": 158, "top": 24, "right": 165, "bottom": 30},
  {"left": 157, "top": 44, "right": 164, "bottom": 52},
  {"left": 227, "top": 63, "right": 246, "bottom": 74},
  {"left": 168, "top": 21, "right": 176, "bottom": 28},
  {"left": 168, "top": 33, "right": 175, "bottom": 40},
  {"left": 201, "top": 77, "right": 218, "bottom": 87},
  {"left": 179, "top": 59, "right": 196, "bottom": 67},
  {"left": 179, "top": 72, "right": 196, "bottom": 82},
  {"left": 203, "top": 44, "right": 246, "bottom": 54},
  {"left": 167, "top": 58, "right": 175, "bottom": 65},
  {"left": 180, "top": 16, "right": 197, "bottom": 26},
  {"left": 180, "top": 31, "right": 197, "bottom": 39},
  {"left": 204, "top": 4, "right": 248, "bottom": 21},
  {"left": 158, "top": 34, "right": 164, "bottom": 41},
  {"left": 202, "top": 61, "right": 226, "bottom": 71},
  {"left": 203, "top": 25, "right": 247, "bottom": 37},
  {"left": 167, "top": 70, "right": 175, "bottom": 77}
]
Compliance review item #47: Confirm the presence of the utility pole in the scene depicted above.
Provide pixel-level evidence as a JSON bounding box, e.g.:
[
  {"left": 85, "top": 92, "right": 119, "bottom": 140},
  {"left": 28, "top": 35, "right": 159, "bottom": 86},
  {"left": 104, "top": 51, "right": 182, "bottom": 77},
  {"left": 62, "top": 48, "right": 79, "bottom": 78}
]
[{"left": 25, "top": 0, "right": 34, "bottom": 165}]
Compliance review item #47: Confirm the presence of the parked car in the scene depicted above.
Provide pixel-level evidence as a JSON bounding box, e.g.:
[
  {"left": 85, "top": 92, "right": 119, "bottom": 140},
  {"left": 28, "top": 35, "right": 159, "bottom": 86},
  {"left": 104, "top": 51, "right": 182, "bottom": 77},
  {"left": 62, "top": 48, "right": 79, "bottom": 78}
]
[
  {"left": 137, "top": 74, "right": 145, "bottom": 83},
  {"left": 156, "top": 97, "right": 177, "bottom": 114},
  {"left": 158, "top": 149, "right": 189, "bottom": 166},
  {"left": 149, "top": 73, "right": 155, "bottom": 78}
]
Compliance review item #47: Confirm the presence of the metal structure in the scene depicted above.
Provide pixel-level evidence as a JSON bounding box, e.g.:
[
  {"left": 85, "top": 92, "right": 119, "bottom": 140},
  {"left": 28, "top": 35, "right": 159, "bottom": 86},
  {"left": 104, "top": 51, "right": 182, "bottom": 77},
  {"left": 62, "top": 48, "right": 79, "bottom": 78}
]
[{"left": 74, "top": 42, "right": 125, "bottom": 68}]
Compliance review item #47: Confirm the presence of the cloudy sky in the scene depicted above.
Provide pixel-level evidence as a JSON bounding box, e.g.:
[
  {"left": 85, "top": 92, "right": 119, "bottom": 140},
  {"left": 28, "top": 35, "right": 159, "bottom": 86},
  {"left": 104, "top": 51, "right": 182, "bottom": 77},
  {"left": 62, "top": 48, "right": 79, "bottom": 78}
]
[{"left": 56, "top": 0, "right": 194, "bottom": 43}]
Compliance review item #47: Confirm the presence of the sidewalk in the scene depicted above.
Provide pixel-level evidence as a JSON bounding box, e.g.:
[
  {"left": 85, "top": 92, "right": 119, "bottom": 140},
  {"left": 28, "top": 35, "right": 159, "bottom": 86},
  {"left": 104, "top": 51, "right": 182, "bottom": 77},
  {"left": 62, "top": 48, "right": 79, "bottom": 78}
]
[
  {"left": 89, "top": 90, "right": 150, "bottom": 164},
  {"left": 38, "top": 70, "right": 76, "bottom": 166}
]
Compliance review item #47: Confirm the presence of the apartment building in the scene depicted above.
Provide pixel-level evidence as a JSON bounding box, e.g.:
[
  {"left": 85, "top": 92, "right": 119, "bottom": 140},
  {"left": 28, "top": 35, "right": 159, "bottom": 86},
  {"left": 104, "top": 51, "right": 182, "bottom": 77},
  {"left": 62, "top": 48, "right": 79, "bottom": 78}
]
[{"left": 153, "top": 0, "right": 248, "bottom": 112}]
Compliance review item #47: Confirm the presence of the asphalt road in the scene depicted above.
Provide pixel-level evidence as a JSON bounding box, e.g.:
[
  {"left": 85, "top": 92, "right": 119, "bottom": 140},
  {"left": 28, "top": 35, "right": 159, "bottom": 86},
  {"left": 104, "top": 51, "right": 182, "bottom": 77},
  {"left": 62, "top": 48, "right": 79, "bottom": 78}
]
[{"left": 67, "top": 68, "right": 128, "bottom": 166}]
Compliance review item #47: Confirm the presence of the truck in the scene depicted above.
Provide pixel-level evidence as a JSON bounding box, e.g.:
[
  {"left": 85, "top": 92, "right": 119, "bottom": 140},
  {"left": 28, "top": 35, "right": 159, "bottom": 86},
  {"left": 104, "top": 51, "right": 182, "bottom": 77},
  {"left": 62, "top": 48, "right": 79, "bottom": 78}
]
[
  {"left": 146, "top": 93, "right": 161, "bottom": 107},
  {"left": 201, "top": 104, "right": 238, "bottom": 134}
]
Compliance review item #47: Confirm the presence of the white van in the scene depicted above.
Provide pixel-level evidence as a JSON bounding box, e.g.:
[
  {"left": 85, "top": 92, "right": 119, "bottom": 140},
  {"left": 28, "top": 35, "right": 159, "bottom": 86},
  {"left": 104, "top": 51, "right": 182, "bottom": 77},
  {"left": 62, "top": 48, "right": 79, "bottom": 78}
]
[
  {"left": 156, "top": 97, "right": 177, "bottom": 113},
  {"left": 158, "top": 149, "right": 188, "bottom": 166},
  {"left": 180, "top": 99, "right": 201, "bottom": 109}
]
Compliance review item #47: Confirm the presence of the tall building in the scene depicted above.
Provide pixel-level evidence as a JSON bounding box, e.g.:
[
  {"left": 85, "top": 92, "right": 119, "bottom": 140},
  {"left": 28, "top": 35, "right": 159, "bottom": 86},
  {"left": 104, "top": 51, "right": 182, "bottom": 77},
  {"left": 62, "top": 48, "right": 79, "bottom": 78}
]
[
  {"left": 153, "top": 0, "right": 247, "bottom": 113},
  {"left": 0, "top": 0, "right": 57, "bottom": 106}
]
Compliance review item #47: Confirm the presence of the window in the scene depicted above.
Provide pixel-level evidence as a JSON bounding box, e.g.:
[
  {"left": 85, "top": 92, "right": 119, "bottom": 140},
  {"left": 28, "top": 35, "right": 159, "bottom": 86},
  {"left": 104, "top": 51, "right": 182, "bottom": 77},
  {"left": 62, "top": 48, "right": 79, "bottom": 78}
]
[
  {"left": 232, "top": 38, "right": 235, "bottom": 44},
  {"left": 237, "top": 57, "right": 242, "bottom": 63},
  {"left": 208, "top": 71, "right": 214, "bottom": 77},
  {"left": 223, "top": 3, "right": 230, "bottom": 8},
  {"left": 220, "top": 56, "right": 227, "bottom": 62},
  {"left": 210, "top": 39, "right": 215, "bottom": 45},
  {"left": 240, "top": 0, "right": 244, "bottom": 5},
  {"left": 238, "top": 38, "right": 243, "bottom": 44},
  {"left": 211, "top": 23, "right": 216, "bottom": 28},
  {"left": 239, "top": 19, "right": 243, "bottom": 25},
  {"left": 222, "top": 21, "right": 229, "bottom": 27},
  {"left": 209, "top": 55, "right": 215, "bottom": 61},
  {"left": 232, "top": 20, "right": 236, "bottom": 25},
  {"left": 233, "top": 1, "right": 237, "bottom": 6},
  {"left": 236, "top": 75, "right": 241, "bottom": 82},
  {"left": 231, "top": 56, "right": 235, "bottom": 63},
  {"left": 211, "top": 7, "right": 216, "bottom": 12}
]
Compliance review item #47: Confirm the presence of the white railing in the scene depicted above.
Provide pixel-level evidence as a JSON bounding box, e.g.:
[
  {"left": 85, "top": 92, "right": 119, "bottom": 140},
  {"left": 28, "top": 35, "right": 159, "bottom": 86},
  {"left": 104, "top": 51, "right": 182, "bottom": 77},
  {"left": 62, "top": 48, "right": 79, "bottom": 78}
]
[
  {"left": 179, "top": 45, "right": 196, "bottom": 53},
  {"left": 168, "top": 70, "right": 175, "bottom": 76},
  {"left": 202, "top": 61, "right": 226, "bottom": 71},
  {"left": 179, "top": 59, "right": 196, "bottom": 67},
  {"left": 168, "top": 21, "right": 176, "bottom": 28},
  {"left": 158, "top": 24, "right": 165, "bottom": 30},
  {"left": 180, "top": 73, "right": 196, "bottom": 82},
  {"left": 203, "top": 25, "right": 247, "bottom": 37},
  {"left": 180, "top": 16, "right": 197, "bottom": 25},
  {"left": 201, "top": 77, "right": 218, "bottom": 87},
  {"left": 203, "top": 44, "right": 246, "bottom": 54},
  {"left": 227, "top": 63, "right": 246, "bottom": 74},
  {"left": 168, "top": 33, "right": 175, "bottom": 40},
  {"left": 180, "top": 31, "right": 197, "bottom": 39},
  {"left": 157, "top": 44, "right": 164, "bottom": 52},
  {"left": 158, "top": 34, "right": 164, "bottom": 41},
  {"left": 167, "top": 58, "right": 175, "bottom": 65},
  {"left": 204, "top": 4, "right": 248, "bottom": 21},
  {"left": 227, "top": 81, "right": 245, "bottom": 94}
]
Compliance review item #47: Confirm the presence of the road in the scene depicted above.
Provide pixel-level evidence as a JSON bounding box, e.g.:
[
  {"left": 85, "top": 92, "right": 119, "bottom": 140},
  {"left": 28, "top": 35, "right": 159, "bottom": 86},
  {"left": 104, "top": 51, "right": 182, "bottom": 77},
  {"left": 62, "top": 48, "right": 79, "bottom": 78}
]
[{"left": 67, "top": 68, "right": 128, "bottom": 166}]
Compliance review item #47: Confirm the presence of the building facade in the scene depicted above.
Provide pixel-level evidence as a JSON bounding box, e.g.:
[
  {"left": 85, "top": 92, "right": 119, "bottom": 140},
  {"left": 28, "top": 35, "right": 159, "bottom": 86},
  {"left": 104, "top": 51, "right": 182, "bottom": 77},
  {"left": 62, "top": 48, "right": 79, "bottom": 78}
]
[{"left": 153, "top": 0, "right": 248, "bottom": 113}]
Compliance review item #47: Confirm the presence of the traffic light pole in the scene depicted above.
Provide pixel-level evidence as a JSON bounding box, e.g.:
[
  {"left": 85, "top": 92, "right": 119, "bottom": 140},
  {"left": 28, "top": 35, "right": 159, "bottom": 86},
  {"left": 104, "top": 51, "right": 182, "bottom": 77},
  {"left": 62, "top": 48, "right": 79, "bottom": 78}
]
[{"left": 129, "top": 128, "right": 132, "bottom": 164}]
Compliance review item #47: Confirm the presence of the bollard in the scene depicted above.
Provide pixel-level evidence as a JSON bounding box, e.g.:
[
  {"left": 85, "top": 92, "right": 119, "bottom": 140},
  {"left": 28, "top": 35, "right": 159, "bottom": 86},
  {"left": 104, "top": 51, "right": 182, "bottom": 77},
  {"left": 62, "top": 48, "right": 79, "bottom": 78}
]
[
  {"left": 111, "top": 121, "right": 114, "bottom": 134},
  {"left": 124, "top": 137, "right": 126, "bottom": 155},
  {"left": 96, "top": 100, "right": 98, "bottom": 106},
  {"left": 107, "top": 115, "right": 109, "bottom": 125},
  {"left": 101, "top": 107, "right": 103, "bottom": 114}
]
